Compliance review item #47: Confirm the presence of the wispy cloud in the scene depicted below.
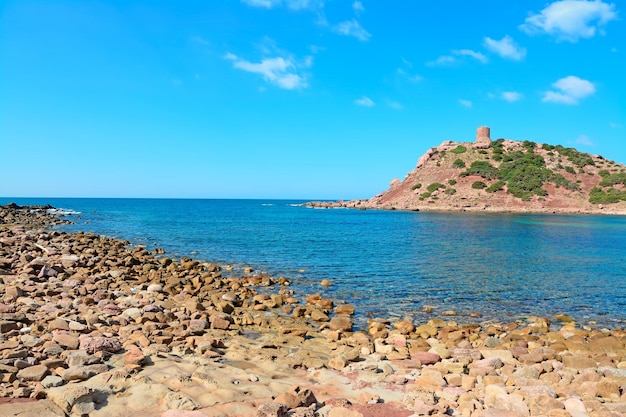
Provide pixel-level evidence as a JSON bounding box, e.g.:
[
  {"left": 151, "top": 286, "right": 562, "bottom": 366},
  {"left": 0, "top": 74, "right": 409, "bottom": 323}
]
[
  {"left": 609, "top": 122, "right": 622, "bottom": 128},
  {"left": 428, "top": 49, "right": 487, "bottom": 66},
  {"left": 453, "top": 49, "right": 488, "bottom": 63},
  {"left": 190, "top": 35, "right": 210, "bottom": 46},
  {"left": 459, "top": 99, "right": 473, "bottom": 108},
  {"left": 241, "top": 0, "right": 281, "bottom": 8},
  {"left": 241, "top": 0, "right": 323, "bottom": 10},
  {"left": 427, "top": 55, "right": 456, "bottom": 66},
  {"left": 353, "top": 1, "right": 364, "bottom": 14},
  {"left": 387, "top": 100, "right": 403, "bottom": 110},
  {"left": 520, "top": 0, "right": 618, "bottom": 42},
  {"left": 224, "top": 52, "right": 309, "bottom": 90},
  {"left": 355, "top": 96, "right": 375, "bottom": 107},
  {"left": 483, "top": 35, "right": 527, "bottom": 60},
  {"left": 542, "top": 75, "right": 595, "bottom": 104},
  {"left": 502, "top": 91, "right": 523, "bottom": 102},
  {"left": 334, "top": 19, "right": 371, "bottom": 41},
  {"left": 575, "top": 134, "right": 594, "bottom": 146},
  {"left": 397, "top": 68, "right": 423, "bottom": 83}
]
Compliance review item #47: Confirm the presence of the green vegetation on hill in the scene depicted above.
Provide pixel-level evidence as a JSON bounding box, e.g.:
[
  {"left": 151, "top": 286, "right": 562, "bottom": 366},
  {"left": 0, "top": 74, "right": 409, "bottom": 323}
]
[
  {"left": 458, "top": 142, "right": 581, "bottom": 201},
  {"left": 411, "top": 138, "right": 623, "bottom": 206},
  {"left": 450, "top": 145, "right": 467, "bottom": 154}
]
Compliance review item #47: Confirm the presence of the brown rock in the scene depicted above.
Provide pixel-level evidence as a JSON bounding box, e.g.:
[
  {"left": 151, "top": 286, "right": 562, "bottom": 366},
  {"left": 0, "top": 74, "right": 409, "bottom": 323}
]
[
  {"left": 411, "top": 351, "right": 441, "bottom": 365},
  {"left": 328, "top": 407, "right": 363, "bottom": 417},
  {"left": 329, "top": 316, "right": 353, "bottom": 332},
  {"left": 394, "top": 320, "right": 415, "bottom": 334},
  {"left": 209, "top": 313, "right": 231, "bottom": 330},
  {"left": 335, "top": 304, "right": 355, "bottom": 315},
  {"left": 562, "top": 355, "right": 597, "bottom": 370},
  {"left": 62, "top": 364, "right": 108, "bottom": 381},
  {"left": 0, "top": 321, "right": 19, "bottom": 334},
  {"left": 17, "top": 364, "right": 49, "bottom": 381},
  {"left": 79, "top": 336, "right": 122, "bottom": 354},
  {"left": 328, "top": 355, "right": 348, "bottom": 370},
  {"left": 123, "top": 344, "right": 146, "bottom": 366},
  {"left": 53, "top": 332, "right": 80, "bottom": 350},
  {"left": 256, "top": 402, "right": 288, "bottom": 417},
  {"left": 48, "top": 318, "right": 69, "bottom": 331}
]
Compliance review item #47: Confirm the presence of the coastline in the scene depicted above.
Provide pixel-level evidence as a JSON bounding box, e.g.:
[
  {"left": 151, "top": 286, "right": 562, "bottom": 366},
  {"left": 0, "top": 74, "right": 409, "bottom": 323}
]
[
  {"left": 1, "top": 204, "right": 625, "bottom": 417},
  {"left": 303, "top": 200, "right": 626, "bottom": 216}
]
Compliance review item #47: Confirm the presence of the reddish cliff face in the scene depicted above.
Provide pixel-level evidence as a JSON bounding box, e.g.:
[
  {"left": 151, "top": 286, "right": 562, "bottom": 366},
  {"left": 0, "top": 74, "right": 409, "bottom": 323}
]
[{"left": 308, "top": 133, "right": 626, "bottom": 215}]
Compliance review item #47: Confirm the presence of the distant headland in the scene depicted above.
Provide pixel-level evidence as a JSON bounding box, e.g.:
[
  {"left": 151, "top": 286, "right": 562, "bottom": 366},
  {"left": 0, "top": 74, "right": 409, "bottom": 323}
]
[{"left": 307, "top": 127, "right": 626, "bottom": 215}]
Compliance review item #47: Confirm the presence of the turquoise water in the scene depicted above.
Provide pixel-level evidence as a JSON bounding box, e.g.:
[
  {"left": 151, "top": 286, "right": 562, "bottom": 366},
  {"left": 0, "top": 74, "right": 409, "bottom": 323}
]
[{"left": 2, "top": 198, "right": 625, "bottom": 328}]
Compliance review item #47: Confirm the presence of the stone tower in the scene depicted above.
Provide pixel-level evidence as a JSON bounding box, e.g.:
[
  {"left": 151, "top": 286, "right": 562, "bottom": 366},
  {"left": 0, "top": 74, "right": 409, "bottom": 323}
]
[{"left": 475, "top": 126, "right": 491, "bottom": 149}]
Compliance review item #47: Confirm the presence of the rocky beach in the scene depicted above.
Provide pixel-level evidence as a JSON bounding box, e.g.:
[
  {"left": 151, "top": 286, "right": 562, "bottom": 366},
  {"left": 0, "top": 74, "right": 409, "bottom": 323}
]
[{"left": 0, "top": 204, "right": 625, "bottom": 417}]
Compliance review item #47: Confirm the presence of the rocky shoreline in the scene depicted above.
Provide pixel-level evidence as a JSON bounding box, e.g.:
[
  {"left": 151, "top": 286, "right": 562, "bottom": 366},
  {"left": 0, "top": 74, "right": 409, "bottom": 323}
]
[
  {"left": 0, "top": 204, "right": 624, "bottom": 417},
  {"left": 302, "top": 200, "right": 626, "bottom": 216}
]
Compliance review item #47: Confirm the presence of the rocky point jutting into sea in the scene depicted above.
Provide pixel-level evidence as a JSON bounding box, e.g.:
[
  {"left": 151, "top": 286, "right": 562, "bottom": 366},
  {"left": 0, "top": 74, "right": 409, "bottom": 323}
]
[
  {"left": 306, "top": 127, "right": 626, "bottom": 215},
  {"left": 0, "top": 203, "right": 625, "bottom": 417}
]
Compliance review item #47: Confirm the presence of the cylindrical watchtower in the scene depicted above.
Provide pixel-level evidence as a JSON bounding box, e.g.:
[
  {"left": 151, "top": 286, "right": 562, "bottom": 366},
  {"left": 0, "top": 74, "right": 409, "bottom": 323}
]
[{"left": 475, "top": 126, "right": 491, "bottom": 149}]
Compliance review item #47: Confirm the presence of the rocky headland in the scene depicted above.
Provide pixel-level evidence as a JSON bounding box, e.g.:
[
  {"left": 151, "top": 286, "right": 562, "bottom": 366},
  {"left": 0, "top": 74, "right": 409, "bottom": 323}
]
[
  {"left": 306, "top": 127, "right": 626, "bottom": 215},
  {"left": 0, "top": 203, "right": 625, "bottom": 417}
]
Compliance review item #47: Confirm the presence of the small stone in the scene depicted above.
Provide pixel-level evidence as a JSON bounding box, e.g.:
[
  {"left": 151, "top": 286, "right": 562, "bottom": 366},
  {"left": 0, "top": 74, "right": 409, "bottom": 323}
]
[
  {"left": 17, "top": 364, "right": 49, "bottom": 381},
  {"left": 328, "top": 355, "right": 348, "bottom": 370},
  {"left": 0, "top": 320, "right": 19, "bottom": 333},
  {"left": 320, "top": 279, "right": 332, "bottom": 286},
  {"left": 79, "top": 336, "right": 122, "bottom": 354},
  {"left": 41, "top": 375, "right": 64, "bottom": 388},
  {"left": 53, "top": 332, "right": 80, "bottom": 349},
  {"left": 48, "top": 318, "right": 69, "bottom": 331},
  {"left": 256, "top": 402, "right": 288, "bottom": 417},
  {"left": 329, "top": 316, "right": 353, "bottom": 332}
]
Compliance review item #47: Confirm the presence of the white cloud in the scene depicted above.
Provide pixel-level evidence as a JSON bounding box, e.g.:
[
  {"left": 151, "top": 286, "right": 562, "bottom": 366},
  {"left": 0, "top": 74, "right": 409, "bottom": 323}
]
[
  {"left": 355, "top": 96, "right": 375, "bottom": 107},
  {"left": 483, "top": 35, "right": 527, "bottom": 60},
  {"left": 428, "top": 49, "right": 488, "bottom": 66},
  {"left": 453, "top": 49, "right": 488, "bottom": 63},
  {"left": 353, "top": 1, "right": 364, "bottom": 13},
  {"left": 387, "top": 100, "right": 403, "bottom": 110},
  {"left": 542, "top": 75, "right": 595, "bottom": 104},
  {"left": 609, "top": 122, "right": 622, "bottom": 128},
  {"left": 400, "top": 57, "right": 413, "bottom": 68},
  {"left": 520, "top": 0, "right": 618, "bottom": 42},
  {"left": 502, "top": 91, "right": 523, "bottom": 102},
  {"left": 427, "top": 55, "right": 456, "bottom": 66},
  {"left": 241, "top": 0, "right": 281, "bottom": 8},
  {"left": 397, "top": 68, "right": 423, "bottom": 83},
  {"left": 224, "top": 52, "right": 308, "bottom": 90},
  {"left": 575, "top": 134, "right": 594, "bottom": 146},
  {"left": 241, "top": 0, "right": 322, "bottom": 10},
  {"left": 459, "top": 99, "right": 473, "bottom": 108},
  {"left": 190, "top": 36, "right": 210, "bottom": 46},
  {"left": 334, "top": 19, "right": 371, "bottom": 41}
]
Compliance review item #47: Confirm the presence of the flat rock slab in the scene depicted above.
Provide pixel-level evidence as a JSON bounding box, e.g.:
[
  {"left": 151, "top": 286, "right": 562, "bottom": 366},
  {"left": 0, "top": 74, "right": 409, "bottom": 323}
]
[{"left": 0, "top": 399, "right": 65, "bottom": 417}]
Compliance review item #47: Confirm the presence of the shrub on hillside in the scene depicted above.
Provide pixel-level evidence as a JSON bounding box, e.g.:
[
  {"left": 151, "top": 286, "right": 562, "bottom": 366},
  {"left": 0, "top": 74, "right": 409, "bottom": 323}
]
[
  {"left": 450, "top": 145, "right": 467, "bottom": 154},
  {"left": 589, "top": 187, "right": 626, "bottom": 204},
  {"left": 599, "top": 172, "right": 626, "bottom": 187},
  {"left": 486, "top": 180, "right": 505, "bottom": 193},
  {"left": 452, "top": 159, "right": 466, "bottom": 168},
  {"left": 427, "top": 182, "right": 446, "bottom": 192},
  {"left": 462, "top": 161, "right": 498, "bottom": 180},
  {"left": 472, "top": 181, "right": 486, "bottom": 189}
]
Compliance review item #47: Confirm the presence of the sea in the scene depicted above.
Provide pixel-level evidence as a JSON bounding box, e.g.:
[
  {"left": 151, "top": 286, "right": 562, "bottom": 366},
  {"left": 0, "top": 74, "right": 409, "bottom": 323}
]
[{"left": 2, "top": 198, "right": 625, "bottom": 329}]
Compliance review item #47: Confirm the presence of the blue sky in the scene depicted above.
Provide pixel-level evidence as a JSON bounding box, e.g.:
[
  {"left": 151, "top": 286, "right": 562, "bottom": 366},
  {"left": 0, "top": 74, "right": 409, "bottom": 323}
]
[{"left": 1, "top": 0, "right": 624, "bottom": 199}]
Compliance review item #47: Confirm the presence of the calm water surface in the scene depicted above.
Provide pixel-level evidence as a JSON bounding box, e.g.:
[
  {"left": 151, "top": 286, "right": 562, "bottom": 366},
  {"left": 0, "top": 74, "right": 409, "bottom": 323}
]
[{"left": 3, "top": 198, "right": 625, "bottom": 328}]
